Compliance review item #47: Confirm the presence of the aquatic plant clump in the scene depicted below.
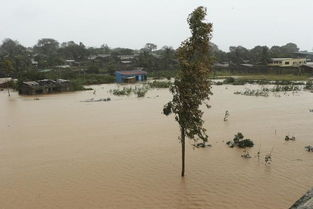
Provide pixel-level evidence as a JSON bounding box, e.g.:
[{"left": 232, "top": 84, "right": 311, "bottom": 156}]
[
  {"left": 133, "top": 86, "right": 149, "bottom": 97},
  {"left": 269, "top": 85, "right": 301, "bottom": 92},
  {"left": 226, "top": 132, "right": 254, "bottom": 148},
  {"left": 234, "top": 89, "right": 269, "bottom": 97},
  {"left": 234, "top": 85, "right": 302, "bottom": 97},
  {"left": 110, "top": 86, "right": 150, "bottom": 97},
  {"left": 219, "top": 77, "right": 306, "bottom": 86},
  {"left": 111, "top": 87, "right": 132, "bottom": 96}
]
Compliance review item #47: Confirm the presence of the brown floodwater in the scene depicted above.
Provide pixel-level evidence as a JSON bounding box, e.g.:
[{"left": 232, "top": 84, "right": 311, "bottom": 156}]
[{"left": 1, "top": 84, "right": 313, "bottom": 209}]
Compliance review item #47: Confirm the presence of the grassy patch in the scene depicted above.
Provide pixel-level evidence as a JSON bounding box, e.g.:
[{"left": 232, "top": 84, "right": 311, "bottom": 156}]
[
  {"left": 148, "top": 80, "right": 172, "bottom": 88},
  {"left": 228, "top": 74, "right": 310, "bottom": 81}
]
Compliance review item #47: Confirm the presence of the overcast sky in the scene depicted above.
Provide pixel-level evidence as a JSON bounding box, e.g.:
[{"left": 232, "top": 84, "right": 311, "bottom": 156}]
[{"left": 0, "top": 0, "right": 312, "bottom": 51}]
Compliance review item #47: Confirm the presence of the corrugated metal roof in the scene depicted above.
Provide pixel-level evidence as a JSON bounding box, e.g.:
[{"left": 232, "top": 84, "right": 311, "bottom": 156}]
[
  {"left": 293, "top": 52, "right": 313, "bottom": 56},
  {"left": 116, "top": 70, "right": 147, "bottom": 75},
  {"left": 23, "top": 81, "right": 39, "bottom": 86},
  {"left": 271, "top": 58, "right": 292, "bottom": 61},
  {"left": 0, "top": 78, "right": 12, "bottom": 85}
]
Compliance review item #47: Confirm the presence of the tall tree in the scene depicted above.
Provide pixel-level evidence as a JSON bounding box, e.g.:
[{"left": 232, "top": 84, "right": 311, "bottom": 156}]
[
  {"left": 228, "top": 46, "right": 249, "bottom": 64},
  {"left": 269, "top": 43, "right": 299, "bottom": 58},
  {"left": 249, "top": 46, "right": 270, "bottom": 65},
  {"left": 33, "top": 38, "right": 61, "bottom": 67},
  {"left": 59, "top": 41, "right": 88, "bottom": 61},
  {"left": 163, "top": 6, "right": 213, "bottom": 177},
  {"left": 144, "top": 43, "right": 157, "bottom": 52},
  {"left": 0, "top": 38, "right": 31, "bottom": 76}
]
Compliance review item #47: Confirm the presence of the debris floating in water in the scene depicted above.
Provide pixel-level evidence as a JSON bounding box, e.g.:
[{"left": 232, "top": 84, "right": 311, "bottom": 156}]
[
  {"left": 193, "top": 142, "right": 212, "bottom": 148},
  {"left": 265, "top": 147, "right": 274, "bottom": 165},
  {"left": 224, "top": 110, "right": 230, "bottom": 121},
  {"left": 81, "top": 98, "right": 111, "bottom": 102},
  {"left": 241, "top": 150, "right": 252, "bottom": 159},
  {"left": 285, "top": 135, "right": 296, "bottom": 141},
  {"left": 265, "top": 154, "right": 272, "bottom": 164}
]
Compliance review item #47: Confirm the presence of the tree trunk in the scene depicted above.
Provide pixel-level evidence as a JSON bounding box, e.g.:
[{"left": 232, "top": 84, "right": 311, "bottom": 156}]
[{"left": 181, "top": 127, "right": 185, "bottom": 177}]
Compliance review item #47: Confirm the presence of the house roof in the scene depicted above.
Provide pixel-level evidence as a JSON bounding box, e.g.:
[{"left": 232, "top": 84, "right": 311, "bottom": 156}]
[
  {"left": 271, "top": 58, "right": 292, "bottom": 61},
  {"left": 57, "top": 79, "right": 70, "bottom": 83},
  {"left": 116, "top": 70, "right": 147, "bottom": 75},
  {"left": 121, "top": 60, "right": 132, "bottom": 64},
  {"left": 118, "top": 55, "right": 136, "bottom": 60},
  {"left": 293, "top": 52, "right": 313, "bottom": 56},
  {"left": 214, "top": 63, "right": 229, "bottom": 68},
  {"left": 0, "top": 77, "right": 12, "bottom": 85},
  {"left": 271, "top": 58, "right": 306, "bottom": 61},
  {"left": 240, "top": 64, "right": 254, "bottom": 68},
  {"left": 88, "top": 54, "right": 111, "bottom": 60},
  {"left": 23, "top": 81, "right": 39, "bottom": 86}
]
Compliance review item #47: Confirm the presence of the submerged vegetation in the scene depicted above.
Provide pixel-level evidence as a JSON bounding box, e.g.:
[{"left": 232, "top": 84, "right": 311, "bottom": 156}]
[
  {"left": 109, "top": 80, "right": 171, "bottom": 98},
  {"left": 133, "top": 86, "right": 149, "bottom": 97},
  {"left": 110, "top": 86, "right": 150, "bottom": 97},
  {"left": 111, "top": 87, "right": 132, "bottom": 96},
  {"left": 226, "top": 132, "right": 254, "bottom": 148},
  {"left": 234, "top": 85, "right": 302, "bottom": 97},
  {"left": 220, "top": 76, "right": 307, "bottom": 86}
]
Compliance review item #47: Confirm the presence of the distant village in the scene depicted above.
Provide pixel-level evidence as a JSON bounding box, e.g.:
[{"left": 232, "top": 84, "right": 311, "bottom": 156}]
[{"left": 0, "top": 38, "right": 313, "bottom": 95}]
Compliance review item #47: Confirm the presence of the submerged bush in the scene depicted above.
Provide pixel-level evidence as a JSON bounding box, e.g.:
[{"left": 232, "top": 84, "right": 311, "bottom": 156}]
[
  {"left": 111, "top": 86, "right": 150, "bottom": 97},
  {"left": 111, "top": 87, "right": 132, "bottom": 96},
  {"left": 133, "top": 86, "right": 149, "bottom": 97},
  {"left": 223, "top": 77, "right": 235, "bottom": 84},
  {"left": 226, "top": 132, "right": 254, "bottom": 148},
  {"left": 234, "top": 84, "right": 302, "bottom": 97},
  {"left": 238, "top": 139, "right": 254, "bottom": 148}
]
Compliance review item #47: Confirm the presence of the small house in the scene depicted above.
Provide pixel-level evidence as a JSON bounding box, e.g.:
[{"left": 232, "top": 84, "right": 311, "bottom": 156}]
[
  {"left": 19, "top": 81, "right": 41, "bottom": 95},
  {"left": 115, "top": 70, "right": 147, "bottom": 83},
  {"left": 19, "top": 79, "right": 71, "bottom": 95},
  {"left": 0, "top": 78, "right": 12, "bottom": 88},
  {"left": 269, "top": 58, "right": 307, "bottom": 67}
]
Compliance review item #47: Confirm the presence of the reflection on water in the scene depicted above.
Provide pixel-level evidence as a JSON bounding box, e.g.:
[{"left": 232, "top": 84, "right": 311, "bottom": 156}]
[{"left": 1, "top": 84, "right": 313, "bottom": 209}]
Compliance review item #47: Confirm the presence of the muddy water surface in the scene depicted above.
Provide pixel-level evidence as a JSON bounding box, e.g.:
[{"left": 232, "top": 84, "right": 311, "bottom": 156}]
[{"left": 1, "top": 84, "right": 313, "bottom": 209}]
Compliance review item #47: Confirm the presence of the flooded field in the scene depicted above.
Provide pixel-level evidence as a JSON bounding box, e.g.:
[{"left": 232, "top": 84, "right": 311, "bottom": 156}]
[{"left": 1, "top": 84, "right": 313, "bottom": 209}]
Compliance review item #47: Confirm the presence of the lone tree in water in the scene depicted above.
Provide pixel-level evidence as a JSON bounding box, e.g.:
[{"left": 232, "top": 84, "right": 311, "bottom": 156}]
[{"left": 163, "top": 6, "right": 213, "bottom": 177}]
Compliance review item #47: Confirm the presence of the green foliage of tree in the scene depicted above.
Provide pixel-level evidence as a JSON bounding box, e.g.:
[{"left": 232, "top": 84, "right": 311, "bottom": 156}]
[
  {"left": 136, "top": 49, "right": 159, "bottom": 71},
  {"left": 87, "top": 64, "right": 100, "bottom": 74},
  {"left": 269, "top": 42, "right": 299, "bottom": 58},
  {"left": 0, "top": 38, "right": 32, "bottom": 77},
  {"left": 163, "top": 6, "right": 213, "bottom": 177},
  {"left": 59, "top": 41, "right": 88, "bottom": 61},
  {"left": 33, "top": 38, "right": 62, "bottom": 67},
  {"left": 228, "top": 46, "right": 249, "bottom": 64},
  {"left": 249, "top": 46, "right": 270, "bottom": 65},
  {"left": 144, "top": 43, "right": 157, "bottom": 52},
  {"left": 211, "top": 43, "right": 228, "bottom": 63}
]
